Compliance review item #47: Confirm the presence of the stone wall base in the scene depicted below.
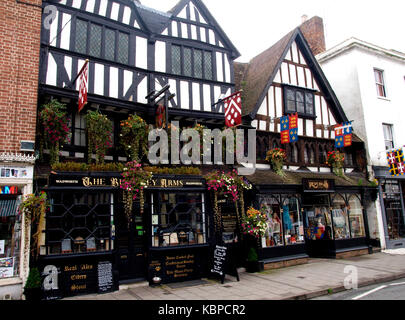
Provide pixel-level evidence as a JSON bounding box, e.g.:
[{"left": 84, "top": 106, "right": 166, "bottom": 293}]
[{"left": 335, "top": 249, "right": 369, "bottom": 259}]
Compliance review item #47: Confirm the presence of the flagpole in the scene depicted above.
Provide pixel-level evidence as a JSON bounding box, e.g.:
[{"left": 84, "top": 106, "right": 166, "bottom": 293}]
[
  {"left": 211, "top": 90, "right": 243, "bottom": 108},
  {"left": 71, "top": 59, "right": 89, "bottom": 89}
]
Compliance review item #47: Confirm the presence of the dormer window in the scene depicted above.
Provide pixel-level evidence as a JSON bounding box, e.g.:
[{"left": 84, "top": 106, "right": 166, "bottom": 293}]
[{"left": 283, "top": 85, "right": 315, "bottom": 118}]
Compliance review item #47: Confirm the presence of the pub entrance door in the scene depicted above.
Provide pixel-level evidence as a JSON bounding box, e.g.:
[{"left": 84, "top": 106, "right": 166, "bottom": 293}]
[{"left": 116, "top": 199, "right": 147, "bottom": 282}]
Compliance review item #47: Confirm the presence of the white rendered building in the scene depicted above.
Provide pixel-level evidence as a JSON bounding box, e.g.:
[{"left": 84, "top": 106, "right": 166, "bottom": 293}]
[{"left": 318, "top": 37, "right": 405, "bottom": 249}]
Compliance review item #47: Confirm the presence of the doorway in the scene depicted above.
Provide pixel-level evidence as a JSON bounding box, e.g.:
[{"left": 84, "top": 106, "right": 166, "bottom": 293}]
[{"left": 116, "top": 197, "right": 147, "bottom": 282}]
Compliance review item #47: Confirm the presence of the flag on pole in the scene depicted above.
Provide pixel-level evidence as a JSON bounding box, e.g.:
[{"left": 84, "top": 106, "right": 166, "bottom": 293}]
[
  {"left": 280, "top": 113, "right": 298, "bottom": 144},
  {"left": 78, "top": 61, "right": 89, "bottom": 113},
  {"left": 335, "top": 122, "right": 352, "bottom": 148},
  {"left": 387, "top": 148, "right": 405, "bottom": 176},
  {"left": 224, "top": 91, "right": 242, "bottom": 128}
]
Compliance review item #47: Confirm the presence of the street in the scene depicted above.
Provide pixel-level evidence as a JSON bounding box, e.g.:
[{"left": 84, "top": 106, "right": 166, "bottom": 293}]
[{"left": 313, "top": 277, "right": 405, "bottom": 300}]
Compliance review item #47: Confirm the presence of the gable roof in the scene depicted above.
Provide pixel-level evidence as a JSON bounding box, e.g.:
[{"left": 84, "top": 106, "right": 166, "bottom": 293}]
[
  {"left": 132, "top": 0, "right": 171, "bottom": 34},
  {"left": 167, "top": 0, "right": 240, "bottom": 59},
  {"left": 237, "top": 26, "right": 348, "bottom": 123}
]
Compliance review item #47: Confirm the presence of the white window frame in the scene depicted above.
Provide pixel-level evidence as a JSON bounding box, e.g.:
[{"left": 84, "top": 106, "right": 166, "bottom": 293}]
[{"left": 374, "top": 68, "right": 387, "bottom": 98}]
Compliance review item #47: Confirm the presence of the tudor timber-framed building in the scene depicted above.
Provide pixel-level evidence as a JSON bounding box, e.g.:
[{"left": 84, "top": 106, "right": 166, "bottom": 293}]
[
  {"left": 235, "top": 17, "right": 378, "bottom": 268},
  {"left": 36, "top": 0, "right": 242, "bottom": 299}
]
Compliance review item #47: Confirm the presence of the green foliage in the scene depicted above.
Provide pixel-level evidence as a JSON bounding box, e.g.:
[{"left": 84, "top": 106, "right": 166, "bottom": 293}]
[
  {"left": 143, "top": 166, "right": 201, "bottom": 176},
  {"left": 40, "top": 100, "right": 70, "bottom": 165},
  {"left": 120, "top": 114, "right": 149, "bottom": 162},
  {"left": 51, "top": 162, "right": 124, "bottom": 172},
  {"left": 357, "top": 179, "right": 364, "bottom": 186},
  {"left": 24, "top": 268, "right": 41, "bottom": 289},
  {"left": 247, "top": 247, "right": 258, "bottom": 262},
  {"left": 86, "top": 110, "right": 113, "bottom": 164}
]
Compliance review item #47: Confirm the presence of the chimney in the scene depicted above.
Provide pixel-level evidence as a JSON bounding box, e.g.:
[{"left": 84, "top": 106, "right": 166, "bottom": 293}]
[
  {"left": 301, "top": 14, "right": 308, "bottom": 24},
  {"left": 299, "top": 16, "right": 326, "bottom": 55}
]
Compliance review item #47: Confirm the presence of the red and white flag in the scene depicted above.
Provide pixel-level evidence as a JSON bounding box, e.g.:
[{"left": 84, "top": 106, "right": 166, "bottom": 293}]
[
  {"left": 78, "top": 61, "right": 89, "bottom": 113},
  {"left": 224, "top": 91, "right": 242, "bottom": 128}
]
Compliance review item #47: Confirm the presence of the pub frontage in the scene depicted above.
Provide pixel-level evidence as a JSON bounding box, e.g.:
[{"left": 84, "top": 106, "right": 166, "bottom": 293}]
[{"left": 37, "top": 171, "right": 219, "bottom": 299}]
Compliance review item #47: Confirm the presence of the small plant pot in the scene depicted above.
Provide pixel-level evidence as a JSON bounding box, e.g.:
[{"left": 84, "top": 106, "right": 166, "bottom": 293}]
[{"left": 246, "top": 261, "right": 260, "bottom": 273}]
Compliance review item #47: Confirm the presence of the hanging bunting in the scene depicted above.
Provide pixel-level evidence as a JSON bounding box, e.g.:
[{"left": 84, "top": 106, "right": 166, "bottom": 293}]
[
  {"left": 335, "top": 122, "right": 352, "bottom": 148},
  {"left": 387, "top": 148, "right": 405, "bottom": 176},
  {"left": 280, "top": 113, "right": 298, "bottom": 144}
]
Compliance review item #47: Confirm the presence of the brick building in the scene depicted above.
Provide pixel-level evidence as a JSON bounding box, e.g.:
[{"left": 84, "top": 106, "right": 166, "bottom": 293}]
[{"left": 0, "top": 0, "right": 42, "bottom": 300}]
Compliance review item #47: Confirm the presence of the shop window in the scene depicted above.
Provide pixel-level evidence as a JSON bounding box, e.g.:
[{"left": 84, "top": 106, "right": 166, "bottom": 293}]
[
  {"left": 46, "top": 192, "right": 113, "bottom": 255},
  {"left": 304, "top": 194, "right": 333, "bottom": 240},
  {"left": 151, "top": 193, "right": 206, "bottom": 247},
  {"left": 281, "top": 197, "right": 305, "bottom": 245},
  {"left": 0, "top": 196, "right": 22, "bottom": 278},
  {"left": 348, "top": 196, "right": 365, "bottom": 238},
  {"left": 259, "top": 196, "right": 283, "bottom": 248},
  {"left": 331, "top": 194, "right": 350, "bottom": 239}
]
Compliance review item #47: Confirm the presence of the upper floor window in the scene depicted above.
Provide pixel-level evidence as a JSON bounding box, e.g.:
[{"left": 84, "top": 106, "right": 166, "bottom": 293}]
[
  {"left": 75, "top": 19, "right": 129, "bottom": 65},
  {"left": 171, "top": 45, "right": 213, "bottom": 80},
  {"left": 374, "top": 69, "right": 386, "bottom": 98},
  {"left": 284, "top": 86, "right": 315, "bottom": 117},
  {"left": 383, "top": 123, "right": 394, "bottom": 150}
]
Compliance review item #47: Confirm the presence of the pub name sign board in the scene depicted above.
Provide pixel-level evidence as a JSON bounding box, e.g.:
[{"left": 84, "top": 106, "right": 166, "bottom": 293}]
[
  {"left": 50, "top": 175, "right": 204, "bottom": 189},
  {"left": 303, "top": 179, "right": 335, "bottom": 192}
]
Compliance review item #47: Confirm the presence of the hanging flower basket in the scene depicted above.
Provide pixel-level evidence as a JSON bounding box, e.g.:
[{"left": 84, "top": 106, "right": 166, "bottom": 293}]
[
  {"left": 39, "top": 100, "right": 70, "bottom": 165},
  {"left": 86, "top": 110, "right": 113, "bottom": 164},
  {"left": 120, "top": 114, "right": 149, "bottom": 162},
  {"left": 265, "top": 148, "right": 286, "bottom": 176},
  {"left": 120, "top": 161, "right": 152, "bottom": 227},
  {"left": 241, "top": 207, "right": 268, "bottom": 239},
  {"left": 326, "top": 151, "right": 345, "bottom": 177}
]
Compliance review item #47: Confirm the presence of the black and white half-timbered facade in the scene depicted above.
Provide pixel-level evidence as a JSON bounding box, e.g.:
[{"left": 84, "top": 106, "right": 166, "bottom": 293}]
[
  {"left": 37, "top": 0, "right": 241, "bottom": 299},
  {"left": 235, "top": 25, "right": 378, "bottom": 266}
]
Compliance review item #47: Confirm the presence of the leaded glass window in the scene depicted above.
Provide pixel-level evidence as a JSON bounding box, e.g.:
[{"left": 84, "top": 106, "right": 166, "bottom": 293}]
[
  {"left": 194, "top": 50, "right": 203, "bottom": 79},
  {"left": 296, "top": 91, "right": 305, "bottom": 114},
  {"left": 283, "top": 86, "right": 315, "bottom": 117},
  {"left": 89, "top": 24, "right": 102, "bottom": 57},
  {"left": 171, "top": 45, "right": 181, "bottom": 75},
  {"left": 184, "top": 48, "right": 192, "bottom": 77},
  {"left": 75, "top": 19, "right": 88, "bottom": 54},
  {"left": 286, "top": 89, "right": 296, "bottom": 112},
  {"left": 117, "top": 32, "right": 129, "bottom": 64},
  {"left": 105, "top": 28, "right": 116, "bottom": 61},
  {"left": 204, "top": 51, "right": 212, "bottom": 80}
]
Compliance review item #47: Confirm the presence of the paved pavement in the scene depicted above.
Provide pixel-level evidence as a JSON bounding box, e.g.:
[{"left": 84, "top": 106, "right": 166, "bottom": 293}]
[{"left": 64, "top": 251, "right": 405, "bottom": 301}]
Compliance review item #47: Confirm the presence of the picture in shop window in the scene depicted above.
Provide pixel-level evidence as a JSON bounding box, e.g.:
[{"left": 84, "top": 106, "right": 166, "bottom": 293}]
[
  {"left": 152, "top": 193, "right": 206, "bottom": 247},
  {"left": 259, "top": 195, "right": 305, "bottom": 248},
  {"left": 305, "top": 194, "right": 365, "bottom": 240}
]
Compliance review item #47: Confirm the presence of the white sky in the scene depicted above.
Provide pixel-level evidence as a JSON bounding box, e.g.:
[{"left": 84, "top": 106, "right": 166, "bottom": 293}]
[{"left": 140, "top": 0, "right": 405, "bottom": 62}]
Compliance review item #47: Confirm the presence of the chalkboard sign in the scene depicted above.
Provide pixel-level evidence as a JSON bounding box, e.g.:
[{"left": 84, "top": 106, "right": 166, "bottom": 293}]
[
  {"left": 210, "top": 245, "right": 239, "bottom": 284},
  {"left": 97, "top": 261, "right": 113, "bottom": 293}
]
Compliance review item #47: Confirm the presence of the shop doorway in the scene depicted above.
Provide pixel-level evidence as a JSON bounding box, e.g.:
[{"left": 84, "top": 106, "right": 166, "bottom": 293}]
[
  {"left": 382, "top": 180, "right": 405, "bottom": 240},
  {"left": 116, "top": 199, "right": 147, "bottom": 282}
]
